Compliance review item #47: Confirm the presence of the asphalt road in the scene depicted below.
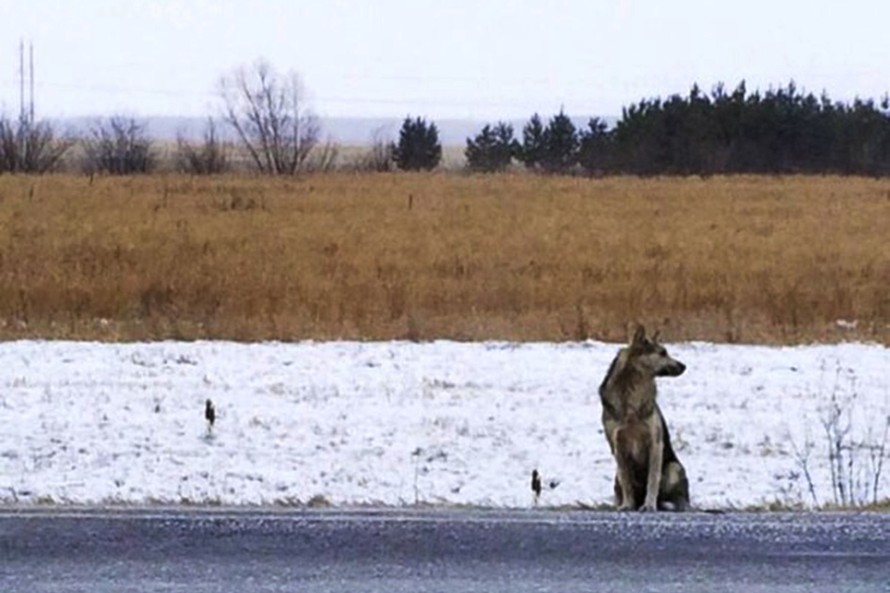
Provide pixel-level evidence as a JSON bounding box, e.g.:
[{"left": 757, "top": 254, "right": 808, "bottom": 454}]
[{"left": 1, "top": 508, "right": 888, "bottom": 593}]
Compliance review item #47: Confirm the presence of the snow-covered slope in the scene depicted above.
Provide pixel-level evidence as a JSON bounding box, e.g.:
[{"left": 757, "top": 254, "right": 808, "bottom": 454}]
[{"left": 1, "top": 340, "right": 888, "bottom": 509}]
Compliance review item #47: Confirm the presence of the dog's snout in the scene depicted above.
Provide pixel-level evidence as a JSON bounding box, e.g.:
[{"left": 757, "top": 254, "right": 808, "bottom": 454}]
[{"left": 658, "top": 360, "right": 686, "bottom": 377}]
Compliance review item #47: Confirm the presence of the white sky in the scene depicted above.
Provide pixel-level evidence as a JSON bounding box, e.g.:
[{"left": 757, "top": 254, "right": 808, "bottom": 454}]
[{"left": 1, "top": 0, "right": 889, "bottom": 120}]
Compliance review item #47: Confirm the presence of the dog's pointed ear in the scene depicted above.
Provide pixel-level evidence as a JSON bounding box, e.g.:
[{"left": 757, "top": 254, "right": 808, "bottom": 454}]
[
  {"left": 651, "top": 329, "right": 661, "bottom": 343},
  {"left": 631, "top": 324, "right": 646, "bottom": 348}
]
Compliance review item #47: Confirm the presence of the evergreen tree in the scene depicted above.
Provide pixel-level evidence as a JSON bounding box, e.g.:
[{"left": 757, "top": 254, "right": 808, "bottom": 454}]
[
  {"left": 518, "top": 113, "right": 546, "bottom": 170},
  {"left": 465, "top": 122, "right": 518, "bottom": 172},
  {"left": 392, "top": 116, "right": 442, "bottom": 171},
  {"left": 540, "top": 109, "right": 579, "bottom": 174},
  {"left": 577, "top": 117, "right": 612, "bottom": 175}
]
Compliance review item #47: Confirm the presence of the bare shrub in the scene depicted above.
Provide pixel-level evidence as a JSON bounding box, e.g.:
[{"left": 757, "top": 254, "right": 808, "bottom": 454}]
[
  {"left": 175, "top": 118, "right": 230, "bottom": 174},
  {"left": 303, "top": 137, "right": 340, "bottom": 173},
  {"left": 819, "top": 369, "right": 890, "bottom": 507},
  {"left": 356, "top": 127, "right": 395, "bottom": 172},
  {"left": 82, "top": 116, "right": 156, "bottom": 174},
  {"left": 788, "top": 362, "right": 890, "bottom": 507},
  {"left": 0, "top": 115, "right": 73, "bottom": 173},
  {"left": 219, "top": 59, "right": 320, "bottom": 175}
]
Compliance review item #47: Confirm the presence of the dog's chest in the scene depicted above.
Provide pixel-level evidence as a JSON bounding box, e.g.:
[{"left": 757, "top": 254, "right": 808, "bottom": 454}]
[{"left": 603, "top": 387, "right": 657, "bottom": 421}]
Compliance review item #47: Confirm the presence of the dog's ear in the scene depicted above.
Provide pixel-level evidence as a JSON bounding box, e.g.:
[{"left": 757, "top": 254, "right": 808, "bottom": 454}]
[
  {"left": 651, "top": 329, "right": 661, "bottom": 343},
  {"left": 630, "top": 324, "right": 646, "bottom": 349}
]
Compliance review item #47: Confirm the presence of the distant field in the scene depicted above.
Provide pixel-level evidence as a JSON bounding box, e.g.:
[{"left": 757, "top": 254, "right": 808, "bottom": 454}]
[{"left": 0, "top": 173, "right": 887, "bottom": 344}]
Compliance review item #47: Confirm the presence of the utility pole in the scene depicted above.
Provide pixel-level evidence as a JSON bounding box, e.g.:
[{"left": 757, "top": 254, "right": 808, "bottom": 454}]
[
  {"left": 29, "top": 41, "right": 35, "bottom": 125},
  {"left": 19, "top": 39, "right": 25, "bottom": 124}
]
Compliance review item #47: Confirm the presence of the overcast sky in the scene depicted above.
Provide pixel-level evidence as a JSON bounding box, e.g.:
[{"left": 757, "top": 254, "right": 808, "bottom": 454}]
[{"left": 1, "top": 0, "right": 889, "bottom": 120}]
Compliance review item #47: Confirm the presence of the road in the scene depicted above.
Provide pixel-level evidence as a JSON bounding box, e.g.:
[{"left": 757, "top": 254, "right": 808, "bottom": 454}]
[{"left": 1, "top": 508, "right": 888, "bottom": 593}]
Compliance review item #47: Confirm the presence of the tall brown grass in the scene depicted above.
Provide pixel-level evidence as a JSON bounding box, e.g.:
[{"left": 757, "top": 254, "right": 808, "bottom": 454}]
[{"left": 0, "top": 173, "right": 887, "bottom": 344}]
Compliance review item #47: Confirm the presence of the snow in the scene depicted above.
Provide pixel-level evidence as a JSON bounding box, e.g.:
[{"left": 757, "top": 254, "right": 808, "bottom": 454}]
[{"left": 1, "top": 340, "right": 888, "bottom": 510}]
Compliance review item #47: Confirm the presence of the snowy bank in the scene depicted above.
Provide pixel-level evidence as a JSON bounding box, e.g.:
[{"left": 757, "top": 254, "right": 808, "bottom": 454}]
[{"left": 1, "top": 340, "right": 888, "bottom": 509}]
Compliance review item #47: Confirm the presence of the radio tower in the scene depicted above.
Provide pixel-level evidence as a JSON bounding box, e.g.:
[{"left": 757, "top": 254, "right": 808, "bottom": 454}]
[{"left": 18, "top": 39, "right": 35, "bottom": 125}]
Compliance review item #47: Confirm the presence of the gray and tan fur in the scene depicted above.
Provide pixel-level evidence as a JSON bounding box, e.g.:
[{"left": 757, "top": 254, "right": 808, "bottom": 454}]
[{"left": 599, "top": 325, "right": 689, "bottom": 511}]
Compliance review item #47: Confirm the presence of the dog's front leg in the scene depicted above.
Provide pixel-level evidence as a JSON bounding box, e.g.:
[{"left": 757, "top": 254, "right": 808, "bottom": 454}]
[
  {"left": 613, "top": 427, "right": 637, "bottom": 511},
  {"left": 641, "top": 424, "right": 663, "bottom": 512},
  {"left": 615, "top": 464, "right": 636, "bottom": 511}
]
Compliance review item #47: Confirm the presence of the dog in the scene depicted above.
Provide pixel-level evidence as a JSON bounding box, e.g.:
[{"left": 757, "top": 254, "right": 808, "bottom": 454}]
[{"left": 598, "top": 325, "right": 689, "bottom": 511}]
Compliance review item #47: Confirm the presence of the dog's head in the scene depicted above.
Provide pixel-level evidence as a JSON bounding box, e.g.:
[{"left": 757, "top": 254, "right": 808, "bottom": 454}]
[{"left": 627, "top": 325, "right": 686, "bottom": 378}]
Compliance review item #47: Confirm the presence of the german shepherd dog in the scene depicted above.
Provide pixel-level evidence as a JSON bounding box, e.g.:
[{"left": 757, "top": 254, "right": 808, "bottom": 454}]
[{"left": 599, "top": 326, "right": 689, "bottom": 511}]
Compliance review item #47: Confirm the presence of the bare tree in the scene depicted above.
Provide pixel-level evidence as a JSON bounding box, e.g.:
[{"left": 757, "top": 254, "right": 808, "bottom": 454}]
[
  {"left": 357, "top": 126, "right": 395, "bottom": 172},
  {"left": 0, "top": 115, "right": 73, "bottom": 173},
  {"left": 219, "top": 59, "right": 320, "bottom": 175},
  {"left": 304, "top": 137, "right": 340, "bottom": 173},
  {"left": 82, "top": 116, "right": 156, "bottom": 174},
  {"left": 176, "top": 118, "right": 230, "bottom": 174}
]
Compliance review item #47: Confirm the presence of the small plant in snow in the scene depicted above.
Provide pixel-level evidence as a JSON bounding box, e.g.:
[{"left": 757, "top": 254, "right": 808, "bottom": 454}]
[{"left": 788, "top": 361, "right": 890, "bottom": 507}]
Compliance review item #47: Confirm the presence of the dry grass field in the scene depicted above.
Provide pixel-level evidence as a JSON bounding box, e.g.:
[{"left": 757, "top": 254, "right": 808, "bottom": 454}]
[{"left": 0, "top": 173, "right": 887, "bottom": 344}]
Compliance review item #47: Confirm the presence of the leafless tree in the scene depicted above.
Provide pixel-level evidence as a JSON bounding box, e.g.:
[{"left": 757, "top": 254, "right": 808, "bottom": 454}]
[
  {"left": 0, "top": 115, "right": 73, "bottom": 173},
  {"left": 219, "top": 59, "right": 320, "bottom": 175},
  {"left": 176, "top": 118, "right": 230, "bottom": 174},
  {"left": 304, "top": 137, "right": 340, "bottom": 173},
  {"left": 82, "top": 116, "right": 156, "bottom": 174},
  {"left": 357, "top": 126, "right": 395, "bottom": 172}
]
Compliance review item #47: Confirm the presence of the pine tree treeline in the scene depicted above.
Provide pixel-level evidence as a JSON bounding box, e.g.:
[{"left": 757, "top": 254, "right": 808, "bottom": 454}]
[
  {"left": 467, "top": 81, "right": 890, "bottom": 176},
  {"left": 610, "top": 81, "right": 890, "bottom": 175}
]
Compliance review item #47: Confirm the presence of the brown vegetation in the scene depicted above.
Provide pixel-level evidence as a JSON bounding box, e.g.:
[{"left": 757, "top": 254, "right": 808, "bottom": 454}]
[{"left": 0, "top": 173, "right": 887, "bottom": 344}]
